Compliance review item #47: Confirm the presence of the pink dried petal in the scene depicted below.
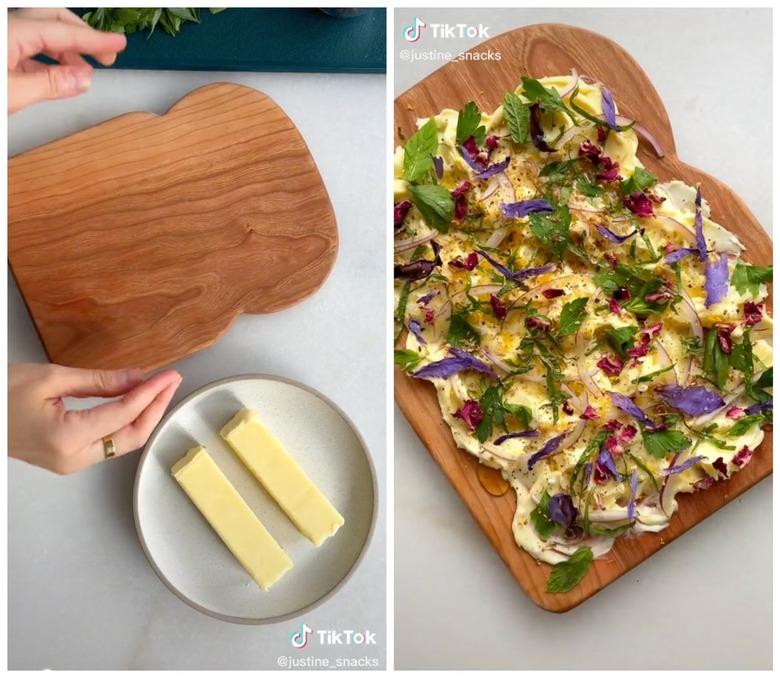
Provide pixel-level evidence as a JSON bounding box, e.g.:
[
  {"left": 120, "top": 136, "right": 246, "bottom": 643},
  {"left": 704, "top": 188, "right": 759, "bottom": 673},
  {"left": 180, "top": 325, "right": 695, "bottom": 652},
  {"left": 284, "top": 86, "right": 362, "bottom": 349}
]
[
  {"left": 712, "top": 457, "right": 729, "bottom": 479},
  {"left": 562, "top": 400, "right": 575, "bottom": 416},
  {"left": 743, "top": 301, "right": 763, "bottom": 326},
  {"left": 624, "top": 192, "right": 654, "bottom": 217},
  {"left": 726, "top": 406, "right": 745, "bottom": 420},
  {"left": 525, "top": 316, "right": 552, "bottom": 332},
  {"left": 454, "top": 400, "right": 484, "bottom": 430},
  {"left": 424, "top": 308, "right": 434, "bottom": 323},
  {"left": 603, "top": 419, "right": 622, "bottom": 432},
  {"left": 580, "top": 405, "right": 599, "bottom": 420},
  {"left": 618, "top": 424, "right": 637, "bottom": 443},
  {"left": 605, "top": 252, "right": 618, "bottom": 268},
  {"left": 692, "top": 476, "right": 716, "bottom": 492},
  {"left": 542, "top": 288, "right": 565, "bottom": 299},
  {"left": 732, "top": 445, "right": 753, "bottom": 469},
  {"left": 597, "top": 354, "right": 624, "bottom": 376},
  {"left": 449, "top": 252, "right": 479, "bottom": 271},
  {"left": 608, "top": 298, "right": 622, "bottom": 315},
  {"left": 490, "top": 294, "right": 507, "bottom": 319}
]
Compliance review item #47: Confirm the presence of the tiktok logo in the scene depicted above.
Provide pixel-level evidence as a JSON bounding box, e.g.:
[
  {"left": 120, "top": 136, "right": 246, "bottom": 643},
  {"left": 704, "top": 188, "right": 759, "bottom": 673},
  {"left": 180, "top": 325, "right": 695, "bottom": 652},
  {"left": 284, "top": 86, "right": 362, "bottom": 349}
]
[
  {"left": 403, "top": 17, "right": 425, "bottom": 43},
  {"left": 290, "top": 623, "right": 313, "bottom": 649}
]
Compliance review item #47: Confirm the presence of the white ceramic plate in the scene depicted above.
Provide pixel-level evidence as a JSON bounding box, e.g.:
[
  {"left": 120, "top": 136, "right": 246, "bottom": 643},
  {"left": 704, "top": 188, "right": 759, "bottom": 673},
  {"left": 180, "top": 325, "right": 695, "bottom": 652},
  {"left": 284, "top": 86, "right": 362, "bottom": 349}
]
[{"left": 134, "top": 374, "right": 377, "bottom": 624}]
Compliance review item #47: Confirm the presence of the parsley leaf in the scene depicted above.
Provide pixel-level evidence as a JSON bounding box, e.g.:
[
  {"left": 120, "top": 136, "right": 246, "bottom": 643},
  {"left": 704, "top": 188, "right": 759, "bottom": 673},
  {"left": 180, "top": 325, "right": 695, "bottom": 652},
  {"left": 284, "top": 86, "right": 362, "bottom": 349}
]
[
  {"left": 556, "top": 297, "right": 588, "bottom": 337},
  {"left": 727, "top": 414, "right": 768, "bottom": 437},
  {"left": 619, "top": 167, "right": 657, "bottom": 196},
  {"left": 394, "top": 349, "right": 421, "bottom": 371},
  {"left": 641, "top": 428, "right": 690, "bottom": 459},
  {"left": 530, "top": 491, "right": 557, "bottom": 540},
  {"left": 731, "top": 262, "right": 773, "bottom": 296},
  {"left": 403, "top": 118, "right": 439, "bottom": 183},
  {"left": 408, "top": 184, "right": 454, "bottom": 232},
  {"left": 456, "top": 101, "right": 486, "bottom": 146},
  {"left": 546, "top": 546, "right": 593, "bottom": 593},
  {"left": 503, "top": 92, "right": 530, "bottom": 145}
]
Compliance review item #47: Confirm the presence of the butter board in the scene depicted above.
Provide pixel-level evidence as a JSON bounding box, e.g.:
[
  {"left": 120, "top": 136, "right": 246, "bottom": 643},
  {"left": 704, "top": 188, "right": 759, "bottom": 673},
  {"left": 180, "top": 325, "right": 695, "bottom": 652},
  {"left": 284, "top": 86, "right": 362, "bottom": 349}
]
[
  {"left": 134, "top": 374, "right": 376, "bottom": 624},
  {"left": 394, "top": 24, "right": 772, "bottom": 612},
  {"left": 9, "top": 83, "right": 337, "bottom": 370}
]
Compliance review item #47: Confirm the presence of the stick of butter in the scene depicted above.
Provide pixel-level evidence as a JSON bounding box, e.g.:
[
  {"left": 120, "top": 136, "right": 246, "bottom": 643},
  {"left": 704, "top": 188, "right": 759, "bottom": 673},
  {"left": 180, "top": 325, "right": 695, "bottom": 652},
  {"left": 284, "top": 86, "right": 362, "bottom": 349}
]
[
  {"left": 172, "top": 445, "right": 293, "bottom": 590},
  {"left": 220, "top": 409, "right": 345, "bottom": 547}
]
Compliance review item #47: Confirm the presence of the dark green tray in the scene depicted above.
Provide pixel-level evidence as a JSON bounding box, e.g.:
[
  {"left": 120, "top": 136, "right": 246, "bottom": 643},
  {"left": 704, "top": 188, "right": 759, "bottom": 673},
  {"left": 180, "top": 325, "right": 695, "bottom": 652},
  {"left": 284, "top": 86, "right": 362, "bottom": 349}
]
[{"left": 73, "top": 8, "right": 385, "bottom": 73}]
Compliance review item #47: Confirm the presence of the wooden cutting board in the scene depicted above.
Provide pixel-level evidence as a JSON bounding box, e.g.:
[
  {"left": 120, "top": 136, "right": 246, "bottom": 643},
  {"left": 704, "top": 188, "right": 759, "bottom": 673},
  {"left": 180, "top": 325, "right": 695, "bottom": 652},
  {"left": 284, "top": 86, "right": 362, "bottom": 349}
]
[
  {"left": 394, "top": 24, "right": 773, "bottom": 612},
  {"left": 9, "top": 83, "right": 337, "bottom": 370}
]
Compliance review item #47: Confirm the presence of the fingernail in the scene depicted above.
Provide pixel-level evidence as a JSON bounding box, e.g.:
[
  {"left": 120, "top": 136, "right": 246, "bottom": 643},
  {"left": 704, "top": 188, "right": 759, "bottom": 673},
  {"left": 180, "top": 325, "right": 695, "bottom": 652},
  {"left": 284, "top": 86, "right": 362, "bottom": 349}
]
[{"left": 75, "top": 69, "right": 92, "bottom": 92}]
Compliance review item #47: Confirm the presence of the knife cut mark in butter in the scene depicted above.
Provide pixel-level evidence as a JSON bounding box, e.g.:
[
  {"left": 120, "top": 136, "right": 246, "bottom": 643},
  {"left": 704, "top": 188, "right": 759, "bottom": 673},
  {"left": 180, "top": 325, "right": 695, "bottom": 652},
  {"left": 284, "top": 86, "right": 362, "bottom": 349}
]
[
  {"left": 172, "top": 445, "right": 293, "bottom": 591},
  {"left": 220, "top": 409, "right": 345, "bottom": 547}
]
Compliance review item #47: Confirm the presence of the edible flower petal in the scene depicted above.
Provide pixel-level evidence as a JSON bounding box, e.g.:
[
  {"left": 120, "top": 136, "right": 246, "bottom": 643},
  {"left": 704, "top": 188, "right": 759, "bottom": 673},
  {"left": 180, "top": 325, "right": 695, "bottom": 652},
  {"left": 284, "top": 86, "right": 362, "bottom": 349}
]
[
  {"left": 478, "top": 250, "right": 555, "bottom": 281},
  {"left": 500, "top": 199, "right": 554, "bottom": 218},
  {"left": 527, "top": 431, "right": 568, "bottom": 471},
  {"left": 394, "top": 241, "right": 442, "bottom": 281},
  {"left": 432, "top": 156, "right": 444, "bottom": 180},
  {"left": 449, "top": 252, "right": 479, "bottom": 271},
  {"left": 580, "top": 405, "right": 599, "bottom": 420},
  {"left": 529, "top": 103, "right": 555, "bottom": 152},
  {"left": 408, "top": 319, "right": 426, "bottom": 345},
  {"left": 656, "top": 385, "right": 725, "bottom": 416},
  {"left": 704, "top": 255, "right": 729, "bottom": 308},
  {"left": 597, "top": 355, "right": 624, "bottom": 376},
  {"left": 493, "top": 430, "right": 539, "bottom": 445},
  {"left": 664, "top": 247, "right": 698, "bottom": 264},
  {"left": 548, "top": 494, "right": 579, "bottom": 530},
  {"left": 474, "top": 157, "right": 510, "bottom": 180},
  {"left": 743, "top": 301, "right": 763, "bottom": 326},
  {"left": 627, "top": 469, "right": 638, "bottom": 521},
  {"left": 596, "top": 224, "right": 636, "bottom": 244},
  {"left": 623, "top": 192, "right": 654, "bottom": 217},
  {"left": 744, "top": 400, "right": 772, "bottom": 416},
  {"left": 601, "top": 87, "right": 619, "bottom": 131},
  {"left": 694, "top": 186, "right": 707, "bottom": 261},
  {"left": 454, "top": 400, "right": 483, "bottom": 430},
  {"left": 413, "top": 347, "right": 496, "bottom": 380},
  {"left": 609, "top": 392, "right": 654, "bottom": 426},
  {"left": 660, "top": 456, "right": 704, "bottom": 476},
  {"left": 394, "top": 200, "right": 412, "bottom": 232},
  {"left": 490, "top": 294, "right": 507, "bottom": 319},
  {"left": 712, "top": 457, "right": 729, "bottom": 478},
  {"left": 732, "top": 446, "right": 753, "bottom": 469}
]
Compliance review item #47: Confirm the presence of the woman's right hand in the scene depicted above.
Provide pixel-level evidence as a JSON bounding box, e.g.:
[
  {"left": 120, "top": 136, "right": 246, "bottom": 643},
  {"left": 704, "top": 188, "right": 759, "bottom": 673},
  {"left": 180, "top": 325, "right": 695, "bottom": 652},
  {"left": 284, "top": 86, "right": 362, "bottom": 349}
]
[{"left": 9, "top": 363, "right": 181, "bottom": 474}]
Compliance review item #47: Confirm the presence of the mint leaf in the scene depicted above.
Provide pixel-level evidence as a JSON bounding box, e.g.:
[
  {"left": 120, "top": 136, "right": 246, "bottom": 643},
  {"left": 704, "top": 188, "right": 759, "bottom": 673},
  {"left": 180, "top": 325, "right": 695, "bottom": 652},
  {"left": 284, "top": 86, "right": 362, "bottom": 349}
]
[
  {"left": 731, "top": 262, "right": 773, "bottom": 296},
  {"left": 448, "top": 308, "right": 480, "bottom": 348},
  {"left": 403, "top": 118, "right": 439, "bottom": 183},
  {"left": 456, "top": 101, "right": 486, "bottom": 146},
  {"left": 531, "top": 491, "right": 557, "bottom": 540},
  {"left": 503, "top": 92, "right": 530, "bottom": 145},
  {"left": 641, "top": 428, "right": 690, "bottom": 459},
  {"left": 394, "top": 349, "right": 421, "bottom": 371},
  {"left": 620, "top": 167, "right": 657, "bottom": 196},
  {"left": 521, "top": 77, "right": 569, "bottom": 117},
  {"left": 556, "top": 297, "right": 588, "bottom": 337},
  {"left": 605, "top": 325, "right": 638, "bottom": 359},
  {"left": 408, "top": 184, "right": 454, "bottom": 232},
  {"left": 546, "top": 546, "right": 593, "bottom": 593}
]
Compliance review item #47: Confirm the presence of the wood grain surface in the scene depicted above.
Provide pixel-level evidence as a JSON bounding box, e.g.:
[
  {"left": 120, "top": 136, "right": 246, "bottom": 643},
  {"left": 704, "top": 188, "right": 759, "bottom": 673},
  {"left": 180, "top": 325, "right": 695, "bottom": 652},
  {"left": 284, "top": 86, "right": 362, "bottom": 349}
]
[
  {"left": 9, "top": 83, "right": 337, "bottom": 370},
  {"left": 394, "top": 24, "right": 773, "bottom": 612}
]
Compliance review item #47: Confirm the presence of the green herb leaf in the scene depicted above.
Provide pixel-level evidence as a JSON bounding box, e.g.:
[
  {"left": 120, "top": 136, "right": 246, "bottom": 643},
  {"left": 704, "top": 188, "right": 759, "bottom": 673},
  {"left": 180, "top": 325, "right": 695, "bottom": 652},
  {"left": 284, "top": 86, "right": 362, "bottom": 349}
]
[
  {"left": 605, "top": 325, "right": 638, "bottom": 359},
  {"left": 530, "top": 491, "right": 557, "bottom": 540},
  {"left": 702, "top": 326, "right": 730, "bottom": 390},
  {"left": 632, "top": 364, "right": 676, "bottom": 384},
  {"left": 557, "top": 297, "right": 588, "bottom": 337},
  {"left": 475, "top": 385, "right": 505, "bottom": 443},
  {"left": 731, "top": 262, "right": 773, "bottom": 296},
  {"left": 575, "top": 177, "right": 604, "bottom": 198},
  {"left": 546, "top": 546, "right": 593, "bottom": 593},
  {"left": 503, "top": 92, "right": 530, "bottom": 145},
  {"left": 726, "top": 414, "right": 768, "bottom": 437},
  {"left": 504, "top": 403, "right": 532, "bottom": 429},
  {"left": 521, "top": 77, "right": 573, "bottom": 122},
  {"left": 394, "top": 281, "right": 411, "bottom": 343},
  {"left": 408, "top": 183, "right": 454, "bottom": 232},
  {"left": 448, "top": 308, "right": 481, "bottom": 348},
  {"left": 403, "top": 118, "right": 439, "bottom": 183},
  {"left": 529, "top": 203, "right": 572, "bottom": 261},
  {"left": 619, "top": 167, "right": 657, "bottom": 196},
  {"left": 456, "top": 101, "right": 486, "bottom": 146},
  {"left": 394, "top": 349, "right": 421, "bottom": 371},
  {"left": 641, "top": 428, "right": 690, "bottom": 459}
]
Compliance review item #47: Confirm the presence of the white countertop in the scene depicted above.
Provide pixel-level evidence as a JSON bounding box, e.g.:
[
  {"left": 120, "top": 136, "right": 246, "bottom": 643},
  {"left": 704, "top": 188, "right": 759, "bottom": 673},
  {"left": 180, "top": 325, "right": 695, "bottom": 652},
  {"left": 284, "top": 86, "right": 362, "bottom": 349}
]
[
  {"left": 393, "top": 7, "right": 772, "bottom": 670},
  {"left": 8, "top": 69, "right": 386, "bottom": 670}
]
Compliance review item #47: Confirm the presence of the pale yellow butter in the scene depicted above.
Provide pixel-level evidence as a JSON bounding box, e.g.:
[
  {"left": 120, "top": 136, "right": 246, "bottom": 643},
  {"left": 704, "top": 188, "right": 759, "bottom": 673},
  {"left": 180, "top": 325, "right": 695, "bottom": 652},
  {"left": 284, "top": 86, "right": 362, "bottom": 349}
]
[
  {"left": 220, "top": 409, "right": 344, "bottom": 547},
  {"left": 172, "top": 445, "right": 293, "bottom": 590}
]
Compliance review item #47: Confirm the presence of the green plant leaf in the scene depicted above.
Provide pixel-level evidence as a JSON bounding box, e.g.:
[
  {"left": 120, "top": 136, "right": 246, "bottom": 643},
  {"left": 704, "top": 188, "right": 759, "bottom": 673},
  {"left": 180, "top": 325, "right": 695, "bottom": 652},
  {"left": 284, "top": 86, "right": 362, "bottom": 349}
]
[
  {"left": 408, "top": 183, "right": 454, "bottom": 232},
  {"left": 546, "top": 546, "right": 593, "bottom": 593}
]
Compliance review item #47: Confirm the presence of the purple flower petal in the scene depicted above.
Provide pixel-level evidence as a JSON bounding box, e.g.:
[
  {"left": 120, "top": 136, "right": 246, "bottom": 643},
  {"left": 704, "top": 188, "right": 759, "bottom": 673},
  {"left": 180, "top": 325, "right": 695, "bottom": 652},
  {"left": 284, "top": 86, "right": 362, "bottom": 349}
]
[
  {"left": 596, "top": 224, "right": 636, "bottom": 244},
  {"left": 460, "top": 145, "right": 484, "bottom": 172},
  {"left": 596, "top": 447, "right": 621, "bottom": 480},
  {"left": 695, "top": 186, "right": 707, "bottom": 261},
  {"left": 627, "top": 469, "right": 638, "bottom": 521},
  {"left": 408, "top": 319, "right": 426, "bottom": 345},
  {"left": 601, "top": 87, "right": 619, "bottom": 131},
  {"left": 413, "top": 347, "right": 496, "bottom": 381},
  {"left": 493, "top": 430, "right": 539, "bottom": 445},
  {"left": 527, "top": 431, "right": 568, "bottom": 471},
  {"left": 474, "top": 157, "right": 510, "bottom": 180},
  {"left": 432, "top": 156, "right": 444, "bottom": 180},
  {"left": 660, "top": 455, "right": 704, "bottom": 476},
  {"left": 394, "top": 241, "right": 442, "bottom": 281},
  {"left": 477, "top": 250, "right": 555, "bottom": 282},
  {"left": 745, "top": 400, "right": 772, "bottom": 415},
  {"left": 656, "top": 385, "right": 725, "bottom": 416},
  {"left": 583, "top": 462, "right": 593, "bottom": 487},
  {"left": 609, "top": 392, "right": 653, "bottom": 427},
  {"left": 705, "top": 254, "right": 729, "bottom": 308},
  {"left": 418, "top": 290, "right": 437, "bottom": 305},
  {"left": 500, "top": 199, "right": 553, "bottom": 219},
  {"left": 394, "top": 200, "right": 413, "bottom": 232},
  {"left": 548, "top": 494, "right": 579, "bottom": 530},
  {"left": 664, "top": 247, "right": 699, "bottom": 264},
  {"left": 529, "top": 103, "right": 555, "bottom": 152}
]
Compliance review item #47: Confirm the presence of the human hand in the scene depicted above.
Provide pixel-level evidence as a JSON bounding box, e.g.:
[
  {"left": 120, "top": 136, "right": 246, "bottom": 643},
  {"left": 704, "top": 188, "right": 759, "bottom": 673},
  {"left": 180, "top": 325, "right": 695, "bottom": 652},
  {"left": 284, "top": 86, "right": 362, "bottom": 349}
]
[
  {"left": 9, "top": 363, "right": 182, "bottom": 474},
  {"left": 8, "top": 8, "right": 127, "bottom": 114}
]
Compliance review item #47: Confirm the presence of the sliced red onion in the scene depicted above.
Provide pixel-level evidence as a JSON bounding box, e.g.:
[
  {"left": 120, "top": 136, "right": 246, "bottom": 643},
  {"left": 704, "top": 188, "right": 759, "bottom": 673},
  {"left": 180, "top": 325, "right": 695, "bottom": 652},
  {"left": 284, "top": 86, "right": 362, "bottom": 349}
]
[
  {"left": 614, "top": 116, "right": 665, "bottom": 158},
  {"left": 574, "top": 299, "right": 604, "bottom": 399},
  {"left": 553, "top": 123, "right": 590, "bottom": 150},
  {"left": 394, "top": 231, "right": 437, "bottom": 254},
  {"left": 484, "top": 227, "right": 509, "bottom": 249},
  {"left": 653, "top": 340, "right": 678, "bottom": 385},
  {"left": 677, "top": 292, "right": 704, "bottom": 342},
  {"left": 475, "top": 175, "right": 500, "bottom": 201},
  {"left": 559, "top": 68, "right": 579, "bottom": 99}
]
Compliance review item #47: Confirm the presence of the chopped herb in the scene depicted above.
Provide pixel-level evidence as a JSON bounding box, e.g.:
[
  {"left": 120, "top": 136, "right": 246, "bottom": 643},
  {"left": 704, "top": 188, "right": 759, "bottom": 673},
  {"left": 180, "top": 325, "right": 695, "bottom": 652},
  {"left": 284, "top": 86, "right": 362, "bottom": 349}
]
[
  {"left": 529, "top": 203, "right": 572, "bottom": 261},
  {"left": 394, "top": 349, "right": 422, "bottom": 371},
  {"left": 448, "top": 308, "right": 480, "bottom": 348},
  {"left": 503, "top": 92, "right": 530, "bottom": 145},
  {"left": 632, "top": 364, "right": 676, "bottom": 384},
  {"left": 682, "top": 336, "right": 704, "bottom": 356},
  {"left": 605, "top": 325, "right": 638, "bottom": 359},
  {"left": 556, "top": 297, "right": 589, "bottom": 337},
  {"left": 619, "top": 167, "right": 657, "bottom": 196},
  {"left": 475, "top": 385, "right": 505, "bottom": 443},
  {"left": 504, "top": 403, "right": 532, "bottom": 429},
  {"left": 456, "top": 101, "right": 486, "bottom": 146},
  {"left": 394, "top": 281, "right": 411, "bottom": 343},
  {"left": 521, "top": 77, "right": 576, "bottom": 124},
  {"left": 641, "top": 427, "right": 690, "bottom": 459},
  {"left": 731, "top": 262, "right": 773, "bottom": 296},
  {"left": 575, "top": 177, "right": 604, "bottom": 198},
  {"left": 726, "top": 414, "right": 769, "bottom": 437},
  {"left": 703, "top": 326, "right": 729, "bottom": 390},
  {"left": 408, "top": 184, "right": 454, "bottom": 232},
  {"left": 530, "top": 491, "right": 557, "bottom": 539}
]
